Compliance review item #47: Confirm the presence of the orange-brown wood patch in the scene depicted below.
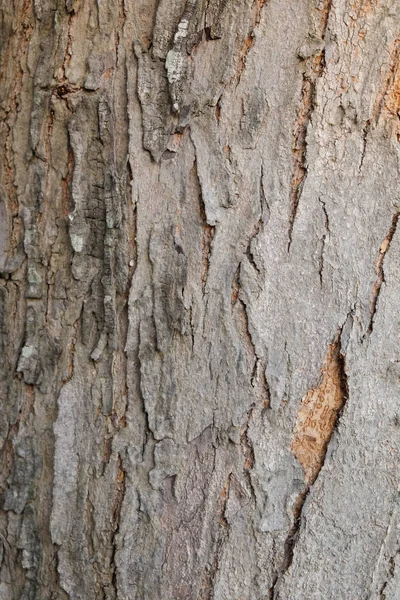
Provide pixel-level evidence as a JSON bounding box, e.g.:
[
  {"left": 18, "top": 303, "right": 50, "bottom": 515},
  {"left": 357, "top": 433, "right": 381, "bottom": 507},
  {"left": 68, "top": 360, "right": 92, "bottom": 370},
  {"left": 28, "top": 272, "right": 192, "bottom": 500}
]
[{"left": 291, "top": 342, "right": 347, "bottom": 484}]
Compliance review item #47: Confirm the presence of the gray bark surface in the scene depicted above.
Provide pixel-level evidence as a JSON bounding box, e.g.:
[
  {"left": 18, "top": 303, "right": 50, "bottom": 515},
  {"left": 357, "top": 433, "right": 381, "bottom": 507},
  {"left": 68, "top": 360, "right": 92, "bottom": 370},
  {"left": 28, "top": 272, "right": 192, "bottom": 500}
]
[{"left": 1, "top": 0, "right": 400, "bottom": 598}]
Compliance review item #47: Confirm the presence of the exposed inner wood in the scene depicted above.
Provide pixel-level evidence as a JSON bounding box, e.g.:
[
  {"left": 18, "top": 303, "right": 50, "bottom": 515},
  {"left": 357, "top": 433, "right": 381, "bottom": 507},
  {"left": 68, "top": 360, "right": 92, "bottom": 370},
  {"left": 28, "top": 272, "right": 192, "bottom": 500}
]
[{"left": 291, "top": 341, "right": 347, "bottom": 484}]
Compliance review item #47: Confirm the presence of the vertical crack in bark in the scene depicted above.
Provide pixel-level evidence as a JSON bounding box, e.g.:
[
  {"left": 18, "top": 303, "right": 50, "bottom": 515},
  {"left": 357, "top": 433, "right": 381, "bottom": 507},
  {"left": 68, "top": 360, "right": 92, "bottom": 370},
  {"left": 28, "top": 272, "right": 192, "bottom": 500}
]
[
  {"left": 5, "top": 0, "right": 33, "bottom": 114},
  {"left": 288, "top": 0, "right": 332, "bottom": 250},
  {"left": 255, "top": 358, "right": 271, "bottom": 409},
  {"left": 318, "top": 197, "right": 330, "bottom": 286},
  {"left": 270, "top": 335, "right": 348, "bottom": 598},
  {"left": 0, "top": 531, "right": 17, "bottom": 598},
  {"left": 232, "top": 261, "right": 270, "bottom": 409},
  {"left": 235, "top": 0, "right": 268, "bottom": 85},
  {"left": 62, "top": 135, "right": 74, "bottom": 218},
  {"left": 2, "top": 0, "right": 33, "bottom": 275},
  {"left": 65, "top": 318, "right": 78, "bottom": 383},
  {"left": 201, "top": 221, "right": 215, "bottom": 294},
  {"left": 359, "top": 119, "right": 371, "bottom": 172},
  {"left": 231, "top": 262, "right": 266, "bottom": 503},
  {"left": 198, "top": 182, "right": 215, "bottom": 295},
  {"left": 231, "top": 264, "right": 240, "bottom": 305},
  {"left": 268, "top": 487, "right": 310, "bottom": 600},
  {"left": 288, "top": 77, "right": 318, "bottom": 250},
  {"left": 53, "top": 543, "right": 68, "bottom": 600},
  {"left": 44, "top": 107, "right": 55, "bottom": 168},
  {"left": 200, "top": 475, "right": 231, "bottom": 599},
  {"left": 318, "top": 0, "right": 333, "bottom": 36},
  {"left": 215, "top": 95, "right": 222, "bottom": 124},
  {"left": 232, "top": 269, "right": 257, "bottom": 370},
  {"left": 118, "top": 163, "right": 137, "bottom": 427},
  {"left": 59, "top": 7, "right": 75, "bottom": 84},
  {"left": 85, "top": 492, "right": 96, "bottom": 563},
  {"left": 115, "top": 0, "right": 126, "bottom": 69},
  {"left": 367, "top": 212, "right": 399, "bottom": 335},
  {"left": 246, "top": 167, "right": 267, "bottom": 275},
  {"left": 189, "top": 304, "right": 196, "bottom": 350},
  {"left": 371, "top": 38, "right": 400, "bottom": 132},
  {"left": 137, "top": 321, "right": 155, "bottom": 448},
  {"left": 379, "top": 552, "right": 397, "bottom": 599},
  {"left": 110, "top": 454, "right": 126, "bottom": 596},
  {"left": 240, "top": 407, "right": 257, "bottom": 502},
  {"left": 246, "top": 217, "right": 263, "bottom": 274}
]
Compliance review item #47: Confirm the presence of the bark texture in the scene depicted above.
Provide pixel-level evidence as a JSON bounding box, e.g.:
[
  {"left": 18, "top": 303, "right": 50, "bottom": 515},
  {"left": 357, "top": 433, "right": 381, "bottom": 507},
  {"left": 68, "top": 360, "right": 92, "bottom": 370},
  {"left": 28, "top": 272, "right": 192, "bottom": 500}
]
[{"left": 1, "top": 0, "right": 400, "bottom": 598}]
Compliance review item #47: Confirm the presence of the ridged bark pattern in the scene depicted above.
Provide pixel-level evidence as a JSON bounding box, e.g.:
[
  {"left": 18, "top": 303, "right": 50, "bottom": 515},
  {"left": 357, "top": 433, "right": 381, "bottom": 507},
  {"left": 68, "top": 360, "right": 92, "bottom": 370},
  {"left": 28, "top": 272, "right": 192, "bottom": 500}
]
[{"left": 1, "top": 1, "right": 400, "bottom": 598}]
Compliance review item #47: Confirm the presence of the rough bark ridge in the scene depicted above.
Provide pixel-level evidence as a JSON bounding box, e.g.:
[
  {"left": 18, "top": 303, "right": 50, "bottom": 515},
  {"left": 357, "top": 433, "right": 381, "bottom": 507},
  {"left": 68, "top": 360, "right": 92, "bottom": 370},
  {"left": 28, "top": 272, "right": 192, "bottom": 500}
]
[{"left": 1, "top": 0, "right": 400, "bottom": 598}]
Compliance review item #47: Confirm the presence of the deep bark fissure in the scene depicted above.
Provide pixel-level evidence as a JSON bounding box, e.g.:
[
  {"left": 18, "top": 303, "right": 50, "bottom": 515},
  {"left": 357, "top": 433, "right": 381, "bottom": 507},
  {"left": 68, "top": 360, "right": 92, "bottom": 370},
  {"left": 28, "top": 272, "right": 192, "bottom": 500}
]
[
  {"left": 371, "top": 39, "right": 400, "bottom": 126},
  {"left": 359, "top": 119, "right": 371, "bottom": 172},
  {"left": 61, "top": 9, "right": 74, "bottom": 80},
  {"left": 367, "top": 211, "right": 399, "bottom": 335},
  {"left": 235, "top": 0, "right": 268, "bottom": 86},
  {"left": 1, "top": 0, "right": 399, "bottom": 597},
  {"left": 246, "top": 217, "right": 263, "bottom": 274},
  {"left": 137, "top": 321, "right": 156, "bottom": 448},
  {"left": 85, "top": 492, "right": 96, "bottom": 562},
  {"left": 318, "top": 197, "right": 330, "bottom": 286},
  {"left": 271, "top": 333, "right": 349, "bottom": 598},
  {"left": 198, "top": 175, "right": 215, "bottom": 294},
  {"left": 287, "top": 0, "right": 332, "bottom": 250},
  {"left": 110, "top": 454, "right": 127, "bottom": 597},
  {"left": 240, "top": 406, "right": 257, "bottom": 503},
  {"left": 200, "top": 474, "right": 232, "bottom": 599},
  {"left": 379, "top": 552, "right": 397, "bottom": 599},
  {"left": 287, "top": 80, "right": 315, "bottom": 249}
]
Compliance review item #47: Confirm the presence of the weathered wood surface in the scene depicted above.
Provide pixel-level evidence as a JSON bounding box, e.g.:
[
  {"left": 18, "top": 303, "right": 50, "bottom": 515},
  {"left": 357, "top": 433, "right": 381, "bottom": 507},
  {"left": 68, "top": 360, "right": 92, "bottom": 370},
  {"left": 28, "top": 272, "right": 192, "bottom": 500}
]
[{"left": 1, "top": 0, "right": 400, "bottom": 598}]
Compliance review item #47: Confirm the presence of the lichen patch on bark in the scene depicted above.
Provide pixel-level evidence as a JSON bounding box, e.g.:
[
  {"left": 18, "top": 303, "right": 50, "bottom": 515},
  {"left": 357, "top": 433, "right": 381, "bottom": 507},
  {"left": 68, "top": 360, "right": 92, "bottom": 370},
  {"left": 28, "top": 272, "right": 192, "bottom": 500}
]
[{"left": 291, "top": 341, "right": 347, "bottom": 484}]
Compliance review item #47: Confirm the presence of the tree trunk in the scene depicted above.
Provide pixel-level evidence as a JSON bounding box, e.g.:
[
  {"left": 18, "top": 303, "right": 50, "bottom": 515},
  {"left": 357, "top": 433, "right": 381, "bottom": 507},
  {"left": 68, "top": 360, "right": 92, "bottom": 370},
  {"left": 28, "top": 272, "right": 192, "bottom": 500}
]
[{"left": 1, "top": 0, "right": 400, "bottom": 598}]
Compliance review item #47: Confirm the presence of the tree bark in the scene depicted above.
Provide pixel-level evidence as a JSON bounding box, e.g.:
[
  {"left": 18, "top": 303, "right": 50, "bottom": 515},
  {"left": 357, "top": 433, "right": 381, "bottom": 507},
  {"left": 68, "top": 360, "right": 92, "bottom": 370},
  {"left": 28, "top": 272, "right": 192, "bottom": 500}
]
[{"left": 1, "top": 0, "right": 400, "bottom": 598}]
